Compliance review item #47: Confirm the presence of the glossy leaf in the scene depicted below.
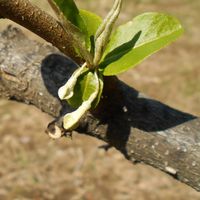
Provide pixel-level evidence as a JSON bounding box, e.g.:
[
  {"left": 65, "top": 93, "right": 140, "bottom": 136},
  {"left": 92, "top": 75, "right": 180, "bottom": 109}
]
[
  {"left": 100, "top": 12, "right": 184, "bottom": 75},
  {"left": 63, "top": 71, "right": 99, "bottom": 130}
]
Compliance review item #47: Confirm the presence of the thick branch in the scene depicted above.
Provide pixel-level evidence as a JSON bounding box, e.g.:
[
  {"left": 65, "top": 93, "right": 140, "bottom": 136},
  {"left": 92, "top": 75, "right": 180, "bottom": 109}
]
[
  {"left": 0, "top": 0, "right": 81, "bottom": 63},
  {"left": 1, "top": 27, "right": 200, "bottom": 192}
]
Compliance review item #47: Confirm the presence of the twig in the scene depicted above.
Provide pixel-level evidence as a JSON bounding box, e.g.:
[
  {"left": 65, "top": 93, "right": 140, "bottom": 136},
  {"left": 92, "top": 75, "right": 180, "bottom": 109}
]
[{"left": 0, "top": 0, "right": 81, "bottom": 63}]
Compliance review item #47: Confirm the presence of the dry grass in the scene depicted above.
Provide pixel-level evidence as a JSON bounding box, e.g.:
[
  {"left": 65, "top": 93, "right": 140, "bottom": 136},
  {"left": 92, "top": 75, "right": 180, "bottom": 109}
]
[{"left": 1, "top": 0, "right": 200, "bottom": 199}]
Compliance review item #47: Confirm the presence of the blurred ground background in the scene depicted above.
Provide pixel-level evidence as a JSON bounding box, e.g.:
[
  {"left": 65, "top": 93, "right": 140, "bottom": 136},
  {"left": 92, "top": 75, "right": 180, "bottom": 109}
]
[{"left": 0, "top": 0, "right": 200, "bottom": 199}]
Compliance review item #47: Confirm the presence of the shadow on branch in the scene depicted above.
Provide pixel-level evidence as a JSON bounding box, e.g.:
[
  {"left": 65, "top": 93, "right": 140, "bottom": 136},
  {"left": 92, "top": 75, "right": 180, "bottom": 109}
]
[{"left": 41, "top": 54, "right": 196, "bottom": 155}]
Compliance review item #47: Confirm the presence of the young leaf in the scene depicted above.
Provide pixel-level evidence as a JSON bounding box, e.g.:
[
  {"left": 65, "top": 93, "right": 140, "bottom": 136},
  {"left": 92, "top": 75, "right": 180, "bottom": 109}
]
[
  {"left": 80, "top": 10, "right": 102, "bottom": 38},
  {"left": 62, "top": 71, "right": 99, "bottom": 130},
  {"left": 48, "top": 0, "right": 93, "bottom": 65},
  {"left": 99, "top": 12, "right": 184, "bottom": 75},
  {"left": 49, "top": 0, "right": 86, "bottom": 33},
  {"left": 93, "top": 0, "right": 122, "bottom": 66},
  {"left": 79, "top": 9, "right": 102, "bottom": 49},
  {"left": 58, "top": 63, "right": 87, "bottom": 100},
  {"left": 67, "top": 71, "right": 99, "bottom": 108}
]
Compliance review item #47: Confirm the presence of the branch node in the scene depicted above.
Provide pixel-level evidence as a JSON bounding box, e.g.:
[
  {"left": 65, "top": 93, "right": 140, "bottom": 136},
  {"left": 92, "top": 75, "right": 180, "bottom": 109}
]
[{"left": 46, "top": 119, "right": 65, "bottom": 139}]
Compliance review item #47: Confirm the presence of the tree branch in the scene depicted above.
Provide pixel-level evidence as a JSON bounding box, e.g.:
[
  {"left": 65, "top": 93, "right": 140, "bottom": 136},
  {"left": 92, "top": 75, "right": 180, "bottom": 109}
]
[
  {"left": 0, "top": 0, "right": 82, "bottom": 63},
  {"left": 1, "top": 26, "right": 200, "bottom": 192}
]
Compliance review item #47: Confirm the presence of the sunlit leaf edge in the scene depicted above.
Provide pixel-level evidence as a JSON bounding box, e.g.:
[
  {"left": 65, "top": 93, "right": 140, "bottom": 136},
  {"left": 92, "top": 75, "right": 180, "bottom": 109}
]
[{"left": 101, "top": 28, "right": 183, "bottom": 75}]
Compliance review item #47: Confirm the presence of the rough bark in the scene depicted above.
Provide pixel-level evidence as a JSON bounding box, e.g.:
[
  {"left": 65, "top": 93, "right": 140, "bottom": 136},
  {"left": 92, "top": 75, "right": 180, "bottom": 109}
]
[
  {"left": 1, "top": 26, "right": 200, "bottom": 192},
  {"left": 0, "top": 0, "right": 81, "bottom": 63}
]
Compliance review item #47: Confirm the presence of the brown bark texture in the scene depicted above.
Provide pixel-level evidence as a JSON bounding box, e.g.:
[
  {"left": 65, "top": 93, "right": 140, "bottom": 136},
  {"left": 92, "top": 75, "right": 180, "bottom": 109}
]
[
  {"left": 0, "top": 0, "right": 81, "bottom": 63},
  {"left": 0, "top": 26, "right": 200, "bottom": 192}
]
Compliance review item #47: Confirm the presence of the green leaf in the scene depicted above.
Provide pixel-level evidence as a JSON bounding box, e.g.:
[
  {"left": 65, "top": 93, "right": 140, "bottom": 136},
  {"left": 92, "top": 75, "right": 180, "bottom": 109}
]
[
  {"left": 80, "top": 9, "right": 102, "bottom": 49},
  {"left": 51, "top": 0, "right": 86, "bottom": 33},
  {"left": 63, "top": 71, "right": 99, "bottom": 130},
  {"left": 49, "top": 1, "right": 102, "bottom": 49},
  {"left": 80, "top": 10, "right": 102, "bottom": 38},
  {"left": 48, "top": 0, "right": 93, "bottom": 64},
  {"left": 67, "top": 71, "right": 99, "bottom": 108},
  {"left": 100, "top": 12, "right": 184, "bottom": 75}
]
